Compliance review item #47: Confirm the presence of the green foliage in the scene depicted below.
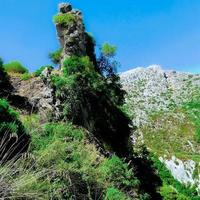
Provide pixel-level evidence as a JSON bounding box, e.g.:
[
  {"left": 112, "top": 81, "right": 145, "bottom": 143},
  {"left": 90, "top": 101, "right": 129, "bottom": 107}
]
[
  {"left": 100, "top": 155, "right": 139, "bottom": 189},
  {"left": 63, "top": 56, "right": 95, "bottom": 76},
  {"left": 0, "top": 99, "right": 18, "bottom": 120},
  {"left": 160, "top": 184, "right": 188, "bottom": 200},
  {"left": 0, "top": 58, "right": 3, "bottom": 68},
  {"left": 85, "top": 32, "right": 97, "bottom": 66},
  {"left": 0, "top": 58, "right": 13, "bottom": 96},
  {"left": 4, "top": 61, "right": 28, "bottom": 74},
  {"left": 151, "top": 155, "right": 199, "bottom": 200},
  {"left": 53, "top": 13, "right": 76, "bottom": 26},
  {"left": 0, "top": 99, "right": 29, "bottom": 161},
  {"left": 49, "top": 48, "right": 62, "bottom": 65},
  {"left": 101, "top": 43, "right": 117, "bottom": 57},
  {"left": 104, "top": 187, "right": 128, "bottom": 200},
  {"left": 11, "top": 119, "right": 139, "bottom": 199},
  {"left": 21, "top": 72, "right": 32, "bottom": 81},
  {"left": 183, "top": 101, "right": 200, "bottom": 143},
  {"left": 142, "top": 109, "right": 200, "bottom": 160}
]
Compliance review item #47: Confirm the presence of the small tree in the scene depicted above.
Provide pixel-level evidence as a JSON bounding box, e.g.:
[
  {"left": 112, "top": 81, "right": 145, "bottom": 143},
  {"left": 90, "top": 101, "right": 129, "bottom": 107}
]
[
  {"left": 49, "top": 48, "right": 62, "bottom": 65},
  {"left": 97, "top": 43, "right": 125, "bottom": 105}
]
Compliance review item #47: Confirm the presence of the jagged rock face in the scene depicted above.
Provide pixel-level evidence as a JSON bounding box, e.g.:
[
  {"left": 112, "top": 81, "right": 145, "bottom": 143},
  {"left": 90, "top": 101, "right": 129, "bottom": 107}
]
[
  {"left": 9, "top": 70, "right": 56, "bottom": 119},
  {"left": 120, "top": 65, "right": 200, "bottom": 127},
  {"left": 55, "top": 3, "right": 87, "bottom": 64}
]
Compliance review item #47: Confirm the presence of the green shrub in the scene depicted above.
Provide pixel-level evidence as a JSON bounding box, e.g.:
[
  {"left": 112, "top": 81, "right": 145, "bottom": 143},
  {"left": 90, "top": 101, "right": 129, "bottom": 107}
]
[
  {"left": 63, "top": 56, "right": 94, "bottom": 76},
  {"left": 4, "top": 61, "right": 28, "bottom": 74},
  {"left": 160, "top": 184, "right": 189, "bottom": 200},
  {"left": 101, "top": 43, "right": 117, "bottom": 57},
  {"left": 53, "top": 13, "right": 76, "bottom": 26},
  {"left": 104, "top": 187, "right": 127, "bottom": 200},
  {"left": 21, "top": 72, "right": 32, "bottom": 81},
  {"left": 0, "top": 99, "right": 18, "bottom": 119},
  {"left": 0, "top": 99, "right": 29, "bottom": 161},
  {"left": 99, "top": 155, "right": 139, "bottom": 189},
  {"left": 49, "top": 49, "right": 62, "bottom": 65},
  {"left": 151, "top": 155, "right": 198, "bottom": 199}
]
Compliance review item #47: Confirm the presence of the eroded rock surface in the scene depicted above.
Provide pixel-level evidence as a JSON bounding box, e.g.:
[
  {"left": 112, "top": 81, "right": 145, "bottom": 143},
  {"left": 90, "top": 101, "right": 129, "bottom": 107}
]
[
  {"left": 120, "top": 65, "right": 200, "bottom": 127},
  {"left": 9, "top": 72, "right": 55, "bottom": 119},
  {"left": 55, "top": 3, "right": 87, "bottom": 64}
]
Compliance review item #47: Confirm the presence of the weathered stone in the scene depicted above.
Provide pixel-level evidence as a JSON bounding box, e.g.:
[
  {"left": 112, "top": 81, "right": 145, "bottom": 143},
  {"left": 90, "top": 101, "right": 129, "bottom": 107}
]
[
  {"left": 120, "top": 65, "right": 200, "bottom": 127},
  {"left": 55, "top": 3, "right": 87, "bottom": 67},
  {"left": 59, "top": 3, "right": 72, "bottom": 13}
]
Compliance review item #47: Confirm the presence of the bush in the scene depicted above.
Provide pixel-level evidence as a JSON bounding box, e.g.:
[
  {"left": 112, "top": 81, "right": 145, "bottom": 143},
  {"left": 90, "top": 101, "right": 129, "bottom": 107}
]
[
  {"left": 0, "top": 58, "right": 12, "bottom": 95},
  {"left": 104, "top": 187, "right": 127, "bottom": 200},
  {"left": 49, "top": 49, "right": 62, "bottom": 65},
  {"left": 53, "top": 13, "right": 76, "bottom": 26},
  {"left": 99, "top": 155, "right": 139, "bottom": 189},
  {"left": 4, "top": 61, "right": 28, "bottom": 74},
  {"left": 101, "top": 43, "right": 117, "bottom": 57},
  {"left": 63, "top": 56, "right": 94, "bottom": 76},
  {"left": 0, "top": 99, "right": 30, "bottom": 161}
]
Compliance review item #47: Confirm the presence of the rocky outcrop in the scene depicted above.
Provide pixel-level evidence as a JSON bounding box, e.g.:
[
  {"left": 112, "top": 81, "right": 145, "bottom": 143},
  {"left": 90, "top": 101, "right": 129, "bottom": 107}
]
[
  {"left": 9, "top": 69, "right": 56, "bottom": 119},
  {"left": 160, "top": 156, "right": 200, "bottom": 193},
  {"left": 120, "top": 65, "right": 200, "bottom": 127},
  {"left": 55, "top": 3, "right": 87, "bottom": 65}
]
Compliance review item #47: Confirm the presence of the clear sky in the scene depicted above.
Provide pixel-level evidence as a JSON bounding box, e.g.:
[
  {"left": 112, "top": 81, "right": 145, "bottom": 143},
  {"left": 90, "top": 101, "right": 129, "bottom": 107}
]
[{"left": 0, "top": 0, "right": 200, "bottom": 73}]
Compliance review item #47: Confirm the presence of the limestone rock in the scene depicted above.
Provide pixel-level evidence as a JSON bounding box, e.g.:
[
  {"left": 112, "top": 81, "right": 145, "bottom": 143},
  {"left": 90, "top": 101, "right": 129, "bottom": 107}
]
[
  {"left": 55, "top": 3, "right": 87, "bottom": 66},
  {"left": 9, "top": 70, "right": 56, "bottom": 120},
  {"left": 120, "top": 66, "right": 200, "bottom": 127},
  {"left": 59, "top": 3, "right": 72, "bottom": 13},
  {"left": 160, "top": 156, "right": 200, "bottom": 193}
]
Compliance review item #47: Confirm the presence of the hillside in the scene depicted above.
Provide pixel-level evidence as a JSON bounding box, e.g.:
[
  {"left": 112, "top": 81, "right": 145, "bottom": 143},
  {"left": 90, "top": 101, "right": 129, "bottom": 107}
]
[
  {"left": 120, "top": 65, "right": 200, "bottom": 194},
  {"left": 0, "top": 2, "right": 199, "bottom": 200}
]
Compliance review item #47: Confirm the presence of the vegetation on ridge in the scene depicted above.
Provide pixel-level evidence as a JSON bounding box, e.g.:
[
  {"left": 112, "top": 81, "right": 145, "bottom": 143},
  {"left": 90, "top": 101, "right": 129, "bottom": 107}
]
[{"left": 3, "top": 61, "right": 28, "bottom": 74}]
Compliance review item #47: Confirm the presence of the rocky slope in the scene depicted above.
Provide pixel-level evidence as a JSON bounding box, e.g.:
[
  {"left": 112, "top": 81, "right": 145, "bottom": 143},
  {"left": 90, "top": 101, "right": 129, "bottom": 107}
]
[{"left": 120, "top": 65, "right": 200, "bottom": 193}]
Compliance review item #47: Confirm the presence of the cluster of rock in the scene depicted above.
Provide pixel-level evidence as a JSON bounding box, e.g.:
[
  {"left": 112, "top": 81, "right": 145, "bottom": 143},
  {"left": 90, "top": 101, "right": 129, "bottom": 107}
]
[
  {"left": 120, "top": 65, "right": 200, "bottom": 127},
  {"left": 160, "top": 156, "right": 200, "bottom": 192},
  {"left": 55, "top": 3, "right": 87, "bottom": 65},
  {"left": 9, "top": 68, "right": 57, "bottom": 120}
]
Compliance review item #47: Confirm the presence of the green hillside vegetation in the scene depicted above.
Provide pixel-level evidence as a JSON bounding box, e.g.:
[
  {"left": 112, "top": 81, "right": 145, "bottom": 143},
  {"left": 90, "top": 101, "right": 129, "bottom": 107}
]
[
  {"left": 0, "top": 3, "right": 199, "bottom": 199},
  {"left": 0, "top": 99, "right": 29, "bottom": 162},
  {"left": 4, "top": 61, "right": 28, "bottom": 74},
  {"left": 0, "top": 114, "right": 139, "bottom": 199}
]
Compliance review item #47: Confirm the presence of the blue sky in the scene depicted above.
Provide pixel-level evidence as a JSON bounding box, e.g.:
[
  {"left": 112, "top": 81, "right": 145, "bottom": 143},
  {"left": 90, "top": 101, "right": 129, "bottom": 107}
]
[{"left": 0, "top": 0, "right": 200, "bottom": 73}]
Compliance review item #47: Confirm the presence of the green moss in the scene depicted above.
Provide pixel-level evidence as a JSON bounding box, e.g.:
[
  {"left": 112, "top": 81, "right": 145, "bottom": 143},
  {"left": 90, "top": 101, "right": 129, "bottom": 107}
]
[{"left": 53, "top": 13, "right": 76, "bottom": 26}]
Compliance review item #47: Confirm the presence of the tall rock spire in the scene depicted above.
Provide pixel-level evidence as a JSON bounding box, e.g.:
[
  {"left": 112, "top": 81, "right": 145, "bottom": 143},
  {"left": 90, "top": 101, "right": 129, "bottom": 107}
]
[{"left": 54, "top": 3, "right": 87, "bottom": 65}]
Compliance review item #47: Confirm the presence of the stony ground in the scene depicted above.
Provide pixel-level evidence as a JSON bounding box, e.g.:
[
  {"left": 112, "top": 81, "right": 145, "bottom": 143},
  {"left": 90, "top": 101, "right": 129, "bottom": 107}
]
[{"left": 120, "top": 65, "right": 200, "bottom": 127}]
